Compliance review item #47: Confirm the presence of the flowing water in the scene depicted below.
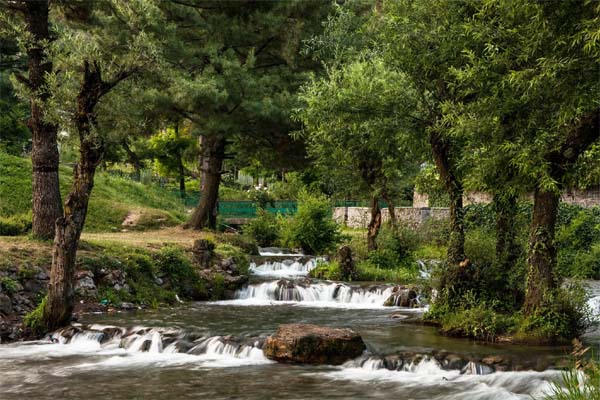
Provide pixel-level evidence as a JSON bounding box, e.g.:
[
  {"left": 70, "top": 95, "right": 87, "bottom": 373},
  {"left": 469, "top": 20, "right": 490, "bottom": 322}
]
[{"left": 1, "top": 249, "right": 598, "bottom": 399}]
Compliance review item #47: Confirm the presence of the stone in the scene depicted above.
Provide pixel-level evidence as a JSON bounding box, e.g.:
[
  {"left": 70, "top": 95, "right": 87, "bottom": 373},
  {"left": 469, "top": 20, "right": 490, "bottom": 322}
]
[
  {"left": 0, "top": 294, "right": 12, "bottom": 315},
  {"left": 75, "top": 276, "right": 97, "bottom": 297},
  {"left": 23, "top": 279, "right": 43, "bottom": 293},
  {"left": 75, "top": 270, "right": 94, "bottom": 280},
  {"left": 119, "top": 302, "right": 135, "bottom": 310},
  {"left": 263, "top": 323, "right": 366, "bottom": 365},
  {"left": 35, "top": 272, "right": 49, "bottom": 280},
  {"left": 384, "top": 288, "right": 418, "bottom": 307}
]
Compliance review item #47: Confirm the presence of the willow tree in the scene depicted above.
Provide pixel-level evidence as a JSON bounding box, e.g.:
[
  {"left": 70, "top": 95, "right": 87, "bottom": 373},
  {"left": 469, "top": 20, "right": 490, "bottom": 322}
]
[
  {"left": 39, "top": 1, "right": 161, "bottom": 330},
  {"left": 450, "top": 0, "right": 600, "bottom": 316},
  {"left": 297, "top": 59, "right": 421, "bottom": 250},
  {"left": 153, "top": 0, "right": 330, "bottom": 230},
  {"left": 1, "top": 0, "right": 62, "bottom": 239}
]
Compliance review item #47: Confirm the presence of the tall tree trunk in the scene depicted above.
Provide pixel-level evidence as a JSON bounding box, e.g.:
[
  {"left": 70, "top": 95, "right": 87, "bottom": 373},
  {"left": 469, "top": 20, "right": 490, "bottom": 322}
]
[
  {"left": 522, "top": 188, "right": 560, "bottom": 315},
  {"left": 23, "top": 1, "right": 62, "bottom": 239},
  {"left": 522, "top": 109, "right": 599, "bottom": 315},
  {"left": 179, "top": 157, "right": 186, "bottom": 198},
  {"left": 493, "top": 192, "right": 520, "bottom": 271},
  {"left": 430, "top": 132, "right": 464, "bottom": 264},
  {"left": 43, "top": 152, "right": 101, "bottom": 330},
  {"left": 367, "top": 195, "right": 382, "bottom": 251},
  {"left": 382, "top": 192, "right": 397, "bottom": 230},
  {"left": 43, "top": 61, "right": 108, "bottom": 331},
  {"left": 189, "top": 135, "right": 226, "bottom": 230},
  {"left": 121, "top": 138, "right": 142, "bottom": 181}
]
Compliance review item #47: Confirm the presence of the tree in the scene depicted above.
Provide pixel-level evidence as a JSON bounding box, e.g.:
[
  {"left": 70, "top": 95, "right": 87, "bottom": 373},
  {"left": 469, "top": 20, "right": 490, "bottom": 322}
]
[
  {"left": 448, "top": 0, "right": 600, "bottom": 315},
  {"left": 149, "top": 124, "right": 196, "bottom": 198},
  {"left": 40, "top": 0, "right": 161, "bottom": 330},
  {"left": 2, "top": 0, "right": 63, "bottom": 239},
  {"left": 297, "top": 58, "right": 421, "bottom": 250},
  {"left": 153, "top": 0, "right": 331, "bottom": 230},
  {"left": 377, "top": 0, "right": 476, "bottom": 265}
]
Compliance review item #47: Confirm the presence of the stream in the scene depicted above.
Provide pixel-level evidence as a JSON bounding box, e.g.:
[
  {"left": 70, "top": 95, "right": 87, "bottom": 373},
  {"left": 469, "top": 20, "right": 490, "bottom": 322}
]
[{"left": 1, "top": 249, "right": 599, "bottom": 399}]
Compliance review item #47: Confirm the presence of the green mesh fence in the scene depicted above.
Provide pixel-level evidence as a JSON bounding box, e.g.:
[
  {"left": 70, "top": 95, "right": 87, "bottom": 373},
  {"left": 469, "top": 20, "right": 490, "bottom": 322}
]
[{"left": 176, "top": 193, "right": 393, "bottom": 220}]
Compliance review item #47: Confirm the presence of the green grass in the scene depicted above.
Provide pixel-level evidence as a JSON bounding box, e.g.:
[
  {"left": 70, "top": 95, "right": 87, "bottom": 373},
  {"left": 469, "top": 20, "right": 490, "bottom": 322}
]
[{"left": 0, "top": 152, "right": 186, "bottom": 233}]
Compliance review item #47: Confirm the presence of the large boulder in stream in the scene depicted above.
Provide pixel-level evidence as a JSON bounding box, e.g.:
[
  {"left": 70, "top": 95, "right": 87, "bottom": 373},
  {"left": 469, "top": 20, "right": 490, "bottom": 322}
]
[{"left": 263, "top": 324, "right": 366, "bottom": 365}]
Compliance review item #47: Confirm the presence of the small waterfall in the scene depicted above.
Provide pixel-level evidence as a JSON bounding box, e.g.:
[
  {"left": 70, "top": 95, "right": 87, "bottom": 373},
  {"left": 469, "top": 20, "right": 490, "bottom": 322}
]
[
  {"left": 258, "top": 247, "right": 303, "bottom": 257},
  {"left": 46, "top": 325, "right": 269, "bottom": 367},
  {"left": 229, "top": 280, "right": 423, "bottom": 309},
  {"left": 249, "top": 259, "right": 319, "bottom": 277}
]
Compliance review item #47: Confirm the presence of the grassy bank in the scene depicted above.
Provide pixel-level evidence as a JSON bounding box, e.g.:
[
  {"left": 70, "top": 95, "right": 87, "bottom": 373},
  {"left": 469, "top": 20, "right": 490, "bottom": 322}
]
[
  {"left": 0, "top": 229, "right": 253, "bottom": 337},
  {"left": 0, "top": 153, "right": 187, "bottom": 234}
]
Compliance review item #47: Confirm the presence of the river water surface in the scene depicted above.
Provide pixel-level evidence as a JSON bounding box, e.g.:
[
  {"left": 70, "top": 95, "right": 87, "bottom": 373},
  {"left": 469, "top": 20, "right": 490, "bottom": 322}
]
[{"left": 1, "top": 251, "right": 598, "bottom": 400}]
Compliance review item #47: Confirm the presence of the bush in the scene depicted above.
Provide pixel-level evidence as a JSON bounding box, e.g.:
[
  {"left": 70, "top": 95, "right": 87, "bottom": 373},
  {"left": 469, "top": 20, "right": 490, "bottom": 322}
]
[
  {"left": 415, "top": 217, "right": 449, "bottom": 246},
  {"left": 280, "top": 191, "right": 343, "bottom": 254},
  {"left": 155, "top": 246, "right": 199, "bottom": 298},
  {"left": 557, "top": 210, "right": 600, "bottom": 278},
  {"left": 0, "top": 276, "right": 19, "bottom": 294},
  {"left": 464, "top": 228, "right": 496, "bottom": 266},
  {"left": 243, "top": 209, "right": 281, "bottom": 247},
  {"left": 309, "top": 261, "right": 342, "bottom": 280},
  {"left": 438, "top": 303, "right": 517, "bottom": 342},
  {"left": 368, "top": 224, "right": 418, "bottom": 269},
  {"left": 23, "top": 295, "right": 47, "bottom": 335},
  {"left": 0, "top": 213, "right": 31, "bottom": 236},
  {"left": 515, "top": 286, "right": 594, "bottom": 342}
]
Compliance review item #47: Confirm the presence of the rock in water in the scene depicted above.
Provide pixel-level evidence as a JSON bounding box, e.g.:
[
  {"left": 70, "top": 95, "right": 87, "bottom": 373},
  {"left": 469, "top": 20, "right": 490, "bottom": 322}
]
[{"left": 263, "top": 323, "right": 365, "bottom": 365}]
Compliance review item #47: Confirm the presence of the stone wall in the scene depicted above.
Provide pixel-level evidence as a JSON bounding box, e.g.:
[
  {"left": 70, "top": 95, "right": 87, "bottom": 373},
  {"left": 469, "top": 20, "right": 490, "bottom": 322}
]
[
  {"left": 414, "top": 187, "right": 600, "bottom": 208},
  {"left": 333, "top": 207, "right": 450, "bottom": 229},
  {"left": 561, "top": 188, "right": 600, "bottom": 208}
]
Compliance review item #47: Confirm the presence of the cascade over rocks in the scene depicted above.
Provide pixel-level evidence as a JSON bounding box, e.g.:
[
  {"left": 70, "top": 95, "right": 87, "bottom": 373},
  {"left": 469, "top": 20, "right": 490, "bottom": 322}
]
[
  {"left": 383, "top": 286, "right": 419, "bottom": 307},
  {"left": 263, "top": 323, "right": 366, "bottom": 365}
]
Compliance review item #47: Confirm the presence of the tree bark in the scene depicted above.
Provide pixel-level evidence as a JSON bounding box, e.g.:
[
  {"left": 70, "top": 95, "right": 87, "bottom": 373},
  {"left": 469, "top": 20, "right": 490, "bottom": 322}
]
[
  {"left": 121, "top": 138, "right": 142, "bottom": 181},
  {"left": 523, "top": 109, "right": 599, "bottom": 315},
  {"left": 367, "top": 195, "right": 382, "bottom": 251},
  {"left": 23, "top": 0, "right": 63, "bottom": 239},
  {"left": 189, "top": 135, "right": 226, "bottom": 230},
  {"left": 179, "top": 160, "right": 186, "bottom": 198},
  {"left": 430, "top": 131, "right": 465, "bottom": 264},
  {"left": 522, "top": 188, "right": 560, "bottom": 315},
  {"left": 493, "top": 192, "right": 520, "bottom": 271},
  {"left": 43, "top": 61, "right": 120, "bottom": 331}
]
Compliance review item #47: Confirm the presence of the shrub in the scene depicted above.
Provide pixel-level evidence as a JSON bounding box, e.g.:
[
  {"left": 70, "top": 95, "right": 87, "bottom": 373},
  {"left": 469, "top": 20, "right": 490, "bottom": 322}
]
[
  {"left": 464, "top": 228, "right": 496, "bottom": 266},
  {"left": 438, "top": 303, "right": 517, "bottom": 342},
  {"left": 0, "top": 276, "right": 19, "bottom": 294},
  {"left": 243, "top": 209, "right": 281, "bottom": 247},
  {"left": 368, "top": 224, "right": 418, "bottom": 269},
  {"left": 415, "top": 217, "right": 449, "bottom": 246},
  {"left": 516, "top": 285, "right": 594, "bottom": 342},
  {"left": 280, "top": 191, "right": 343, "bottom": 254},
  {"left": 0, "top": 213, "right": 31, "bottom": 236},
  {"left": 155, "top": 246, "right": 199, "bottom": 298},
  {"left": 23, "top": 295, "right": 47, "bottom": 334},
  {"left": 309, "top": 261, "right": 342, "bottom": 280}
]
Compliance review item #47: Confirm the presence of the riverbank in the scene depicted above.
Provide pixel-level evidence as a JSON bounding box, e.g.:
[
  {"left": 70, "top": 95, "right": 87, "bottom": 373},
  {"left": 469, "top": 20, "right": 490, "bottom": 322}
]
[{"left": 0, "top": 228, "right": 254, "bottom": 343}]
